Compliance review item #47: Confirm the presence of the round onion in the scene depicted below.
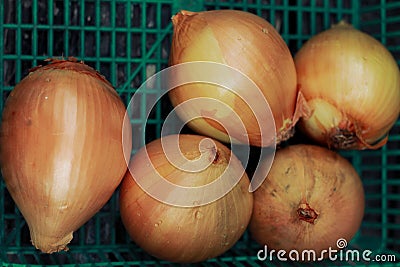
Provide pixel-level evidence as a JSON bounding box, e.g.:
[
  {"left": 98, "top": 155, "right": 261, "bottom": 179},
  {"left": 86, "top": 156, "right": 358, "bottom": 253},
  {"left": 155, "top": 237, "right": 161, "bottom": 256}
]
[
  {"left": 169, "top": 10, "right": 304, "bottom": 147},
  {"left": 119, "top": 134, "right": 253, "bottom": 263},
  {"left": 295, "top": 21, "right": 400, "bottom": 149},
  {"left": 0, "top": 58, "right": 131, "bottom": 253},
  {"left": 249, "top": 144, "right": 364, "bottom": 258}
]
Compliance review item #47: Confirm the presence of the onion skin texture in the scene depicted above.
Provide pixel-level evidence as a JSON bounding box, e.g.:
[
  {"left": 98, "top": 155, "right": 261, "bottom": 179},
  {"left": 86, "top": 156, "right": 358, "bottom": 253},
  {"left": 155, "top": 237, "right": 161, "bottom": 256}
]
[
  {"left": 0, "top": 59, "right": 132, "bottom": 253},
  {"left": 119, "top": 134, "right": 253, "bottom": 263},
  {"left": 169, "top": 10, "right": 300, "bottom": 147},
  {"left": 249, "top": 145, "right": 365, "bottom": 258},
  {"left": 295, "top": 21, "right": 400, "bottom": 149}
]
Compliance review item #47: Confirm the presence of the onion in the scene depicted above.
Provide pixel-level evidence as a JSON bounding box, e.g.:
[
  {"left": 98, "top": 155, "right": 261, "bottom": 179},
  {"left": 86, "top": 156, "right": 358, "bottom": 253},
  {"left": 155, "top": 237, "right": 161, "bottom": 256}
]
[
  {"left": 0, "top": 58, "right": 131, "bottom": 253},
  {"left": 169, "top": 10, "right": 306, "bottom": 147},
  {"left": 119, "top": 134, "right": 253, "bottom": 263},
  {"left": 295, "top": 21, "right": 400, "bottom": 149},
  {"left": 249, "top": 144, "right": 365, "bottom": 259}
]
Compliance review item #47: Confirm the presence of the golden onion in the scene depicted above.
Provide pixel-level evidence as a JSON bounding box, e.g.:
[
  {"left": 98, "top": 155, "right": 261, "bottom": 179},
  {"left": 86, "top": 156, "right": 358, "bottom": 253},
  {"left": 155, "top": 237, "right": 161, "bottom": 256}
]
[
  {"left": 295, "top": 21, "right": 400, "bottom": 149},
  {"left": 119, "top": 134, "right": 253, "bottom": 263},
  {"left": 0, "top": 58, "right": 131, "bottom": 253},
  {"left": 250, "top": 144, "right": 365, "bottom": 259},
  {"left": 169, "top": 10, "right": 305, "bottom": 147}
]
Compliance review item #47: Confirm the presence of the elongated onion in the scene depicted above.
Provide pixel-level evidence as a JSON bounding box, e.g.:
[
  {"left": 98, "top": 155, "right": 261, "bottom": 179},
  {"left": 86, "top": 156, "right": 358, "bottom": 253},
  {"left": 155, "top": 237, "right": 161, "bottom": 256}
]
[
  {"left": 119, "top": 134, "right": 253, "bottom": 263},
  {"left": 169, "top": 10, "right": 305, "bottom": 147},
  {"left": 250, "top": 145, "right": 365, "bottom": 259},
  {"left": 0, "top": 59, "right": 131, "bottom": 253},
  {"left": 295, "top": 21, "right": 400, "bottom": 149}
]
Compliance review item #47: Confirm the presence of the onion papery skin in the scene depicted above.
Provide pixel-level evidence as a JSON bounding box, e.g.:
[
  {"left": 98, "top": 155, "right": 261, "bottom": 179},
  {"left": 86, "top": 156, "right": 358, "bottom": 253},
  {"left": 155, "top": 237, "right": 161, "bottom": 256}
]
[
  {"left": 169, "top": 10, "right": 300, "bottom": 147},
  {"left": 0, "top": 59, "right": 132, "bottom": 253},
  {"left": 249, "top": 144, "right": 365, "bottom": 258},
  {"left": 295, "top": 22, "right": 400, "bottom": 149},
  {"left": 119, "top": 134, "right": 253, "bottom": 263}
]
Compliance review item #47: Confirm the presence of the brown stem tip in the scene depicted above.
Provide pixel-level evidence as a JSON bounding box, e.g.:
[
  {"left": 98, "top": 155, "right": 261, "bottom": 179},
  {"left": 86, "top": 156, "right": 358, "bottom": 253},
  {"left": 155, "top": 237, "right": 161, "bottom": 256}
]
[{"left": 297, "top": 203, "right": 318, "bottom": 224}]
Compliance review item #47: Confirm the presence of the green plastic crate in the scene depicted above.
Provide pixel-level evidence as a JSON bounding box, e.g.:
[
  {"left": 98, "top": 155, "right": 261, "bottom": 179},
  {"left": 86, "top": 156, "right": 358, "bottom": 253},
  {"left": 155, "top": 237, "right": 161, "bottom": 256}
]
[{"left": 1, "top": 0, "right": 399, "bottom": 266}]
